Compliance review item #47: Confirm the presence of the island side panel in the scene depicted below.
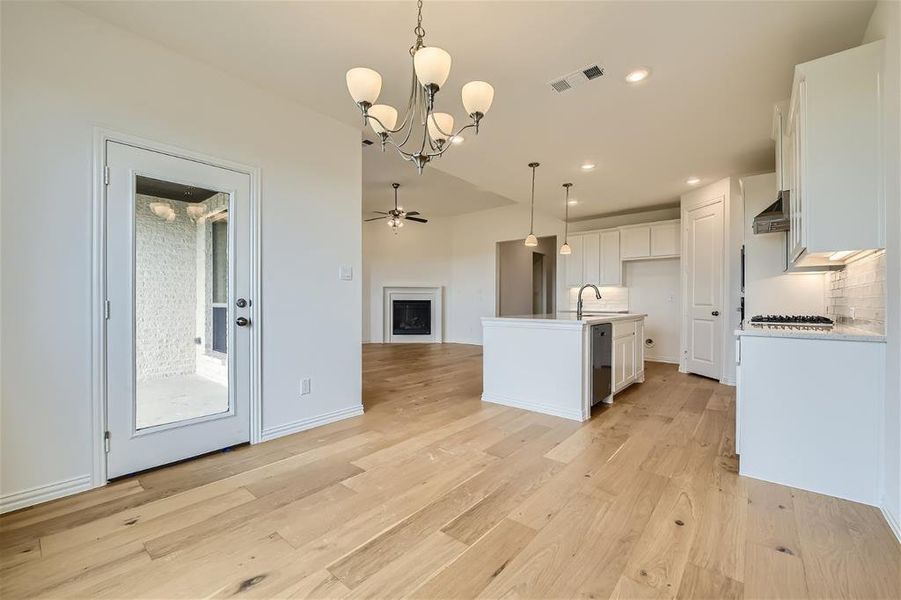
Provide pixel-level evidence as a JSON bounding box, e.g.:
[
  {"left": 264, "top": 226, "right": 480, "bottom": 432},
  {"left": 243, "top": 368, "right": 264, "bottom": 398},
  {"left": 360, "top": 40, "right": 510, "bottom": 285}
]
[{"left": 482, "top": 321, "right": 586, "bottom": 421}]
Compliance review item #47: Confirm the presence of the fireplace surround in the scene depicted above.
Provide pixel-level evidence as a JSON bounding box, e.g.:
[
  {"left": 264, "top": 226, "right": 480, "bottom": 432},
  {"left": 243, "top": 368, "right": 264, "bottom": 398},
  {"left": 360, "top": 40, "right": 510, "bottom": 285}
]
[{"left": 382, "top": 286, "right": 443, "bottom": 343}]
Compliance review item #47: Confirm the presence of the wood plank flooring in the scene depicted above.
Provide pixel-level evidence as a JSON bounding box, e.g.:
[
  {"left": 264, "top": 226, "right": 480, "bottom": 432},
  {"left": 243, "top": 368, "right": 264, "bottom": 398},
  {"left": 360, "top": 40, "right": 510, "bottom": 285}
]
[{"left": 1, "top": 343, "right": 898, "bottom": 599}]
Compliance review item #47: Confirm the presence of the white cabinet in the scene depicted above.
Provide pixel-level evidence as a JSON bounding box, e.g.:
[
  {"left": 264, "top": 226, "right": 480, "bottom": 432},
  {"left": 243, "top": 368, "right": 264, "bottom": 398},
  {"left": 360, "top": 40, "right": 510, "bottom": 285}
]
[
  {"left": 650, "top": 221, "right": 680, "bottom": 257},
  {"left": 786, "top": 40, "right": 884, "bottom": 264},
  {"left": 599, "top": 229, "right": 622, "bottom": 286},
  {"left": 582, "top": 232, "right": 600, "bottom": 284},
  {"left": 563, "top": 235, "right": 584, "bottom": 287},
  {"left": 612, "top": 318, "right": 644, "bottom": 393},
  {"left": 620, "top": 220, "right": 680, "bottom": 261},
  {"left": 563, "top": 230, "right": 620, "bottom": 287},
  {"left": 620, "top": 226, "right": 650, "bottom": 260}
]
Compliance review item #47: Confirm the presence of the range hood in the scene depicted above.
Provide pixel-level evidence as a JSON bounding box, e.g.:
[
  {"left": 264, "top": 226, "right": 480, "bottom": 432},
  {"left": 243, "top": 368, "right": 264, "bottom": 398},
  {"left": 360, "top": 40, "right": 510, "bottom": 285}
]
[{"left": 752, "top": 190, "right": 790, "bottom": 234}]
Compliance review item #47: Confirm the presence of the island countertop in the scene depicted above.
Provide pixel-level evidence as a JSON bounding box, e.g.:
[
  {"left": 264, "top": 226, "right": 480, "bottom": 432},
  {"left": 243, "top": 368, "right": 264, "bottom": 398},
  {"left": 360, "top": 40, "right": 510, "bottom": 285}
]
[{"left": 482, "top": 312, "right": 647, "bottom": 328}]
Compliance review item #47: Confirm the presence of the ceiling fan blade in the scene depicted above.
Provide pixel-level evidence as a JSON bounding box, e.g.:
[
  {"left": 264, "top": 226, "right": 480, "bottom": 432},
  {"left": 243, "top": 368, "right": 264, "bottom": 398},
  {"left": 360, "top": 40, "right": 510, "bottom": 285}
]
[
  {"left": 371, "top": 210, "right": 389, "bottom": 215},
  {"left": 364, "top": 216, "right": 386, "bottom": 222},
  {"left": 406, "top": 217, "right": 428, "bottom": 223},
  {"left": 405, "top": 211, "right": 420, "bottom": 216}
]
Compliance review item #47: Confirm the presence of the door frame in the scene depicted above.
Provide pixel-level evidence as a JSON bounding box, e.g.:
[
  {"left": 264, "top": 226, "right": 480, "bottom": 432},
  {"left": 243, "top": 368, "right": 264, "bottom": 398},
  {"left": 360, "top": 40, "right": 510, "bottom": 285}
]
[
  {"left": 680, "top": 192, "right": 727, "bottom": 382},
  {"left": 91, "top": 128, "right": 262, "bottom": 488}
]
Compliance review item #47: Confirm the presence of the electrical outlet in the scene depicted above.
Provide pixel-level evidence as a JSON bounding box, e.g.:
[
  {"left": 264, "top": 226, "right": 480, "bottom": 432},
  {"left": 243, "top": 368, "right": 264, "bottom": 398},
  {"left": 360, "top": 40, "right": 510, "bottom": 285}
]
[
  {"left": 339, "top": 266, "right": 353, "bottom": 281},
  {"left": 300, "top": 378, "right": 311, "bottom": 396},
  {"left": 850, "top": 307, "right": 856, "bottom": 319}
]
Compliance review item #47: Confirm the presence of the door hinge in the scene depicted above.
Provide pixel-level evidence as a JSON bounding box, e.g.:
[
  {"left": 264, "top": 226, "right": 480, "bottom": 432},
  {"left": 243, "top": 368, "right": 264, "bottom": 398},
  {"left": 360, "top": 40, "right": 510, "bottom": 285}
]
[
  {"left": 103, "top": 165, "right": 110, "bottom": 186},
  {"left": 104, "top": 431, "right": 111, "bottom": 453},
  {"left": 104, "top": 300, "right": 110, "bottom": 320}
]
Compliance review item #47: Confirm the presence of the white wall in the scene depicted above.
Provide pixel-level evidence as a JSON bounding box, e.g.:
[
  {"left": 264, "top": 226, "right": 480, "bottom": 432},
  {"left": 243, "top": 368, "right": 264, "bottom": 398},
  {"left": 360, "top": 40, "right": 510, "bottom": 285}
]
[
  {"left": 624, "top": 259, "right": 681, "bottom": 363},
  {"left": 0, "top": 2, "right": 362, "bottom": 507},
  {"left": 740, "top": 172, "right": 826, "bottom": 318},
  {"left": 863, "top": 0, "right": 900, "bottom": 537}
]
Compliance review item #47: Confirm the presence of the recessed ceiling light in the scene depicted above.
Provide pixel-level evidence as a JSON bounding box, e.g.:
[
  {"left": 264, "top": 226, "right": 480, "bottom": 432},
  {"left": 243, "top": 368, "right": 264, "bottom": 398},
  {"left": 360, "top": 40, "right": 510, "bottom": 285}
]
[
  {"left": 451, "top": 136, "right": 464, "bottom": 145},
  {"left": 625, "top": 67, "right": 650, "bottom": 83},
  {"left": 580, "top": 163, "right": 596, "bottom": 171},
  {"left": 686, "top": 176, "right": 701, "bottom": 185},
  {"left": 568, "top": 199, "right": 578, "bottom": 205}
]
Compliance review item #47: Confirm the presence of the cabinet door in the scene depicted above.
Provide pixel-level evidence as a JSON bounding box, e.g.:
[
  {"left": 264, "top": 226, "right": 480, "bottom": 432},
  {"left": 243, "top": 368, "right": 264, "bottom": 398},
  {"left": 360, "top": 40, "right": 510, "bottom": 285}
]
[
  {"left": 564, "top": 235, "right": 584, "bottom": 287},
  {"left": 613, "top": 337, "right": 626, "bottom": 391},
  {"left": 623, "top": 335, "right": 636, "bottom": 382},
  {"left": 650, "top": 222, "right": 680, "bottom": 257},
  {"left": 620, "top": 226, "right": 650, "bottom": 260},
  {"left": 582, "top": 232, "right": 600, "bottom": 284},
  {"left": 788, "top": 83, "right": 805, "bottom": 262},
  {"left": 599, "top": 229, "right": 622, "bottom": 286}
]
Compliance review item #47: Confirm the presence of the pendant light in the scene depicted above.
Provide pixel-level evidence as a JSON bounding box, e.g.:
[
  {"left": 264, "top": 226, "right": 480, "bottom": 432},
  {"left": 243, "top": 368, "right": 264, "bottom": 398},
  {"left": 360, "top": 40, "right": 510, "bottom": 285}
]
[
  {"left": 524, "top": 162, "right": 539, "bottom": 247},
  {"left": 560, "top": 183, "right": 573, "bottom": 255}
]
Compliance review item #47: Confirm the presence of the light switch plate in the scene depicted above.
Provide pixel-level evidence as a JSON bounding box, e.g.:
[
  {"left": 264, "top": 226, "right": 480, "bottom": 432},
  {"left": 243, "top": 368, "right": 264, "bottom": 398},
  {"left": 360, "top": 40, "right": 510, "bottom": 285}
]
[
  {"left": 339, "top": 265, "right": 353, "bottom": 281},
  {"left": 301, "top": 378, "right": 311, "bottom": 396}
]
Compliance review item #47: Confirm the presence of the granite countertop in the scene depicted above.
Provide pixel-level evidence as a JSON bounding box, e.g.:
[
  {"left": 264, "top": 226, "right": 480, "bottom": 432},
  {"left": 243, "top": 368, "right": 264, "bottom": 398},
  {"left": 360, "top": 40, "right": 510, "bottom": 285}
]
[
  {"left": 735, "top": 322, "right": 885, "bottom": 343},
  {"left": 483, "top": 312, "right": 646, "bottom": 327}
]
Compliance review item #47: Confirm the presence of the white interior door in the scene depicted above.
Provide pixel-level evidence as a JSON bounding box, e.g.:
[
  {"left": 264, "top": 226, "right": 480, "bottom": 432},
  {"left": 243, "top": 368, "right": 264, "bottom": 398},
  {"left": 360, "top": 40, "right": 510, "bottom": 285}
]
[
  {"left": 105, "top": 142, "right": 252, "bottom": 478},
  {"left": 684, "top": 199, "right": 724, "bottom": 379}
]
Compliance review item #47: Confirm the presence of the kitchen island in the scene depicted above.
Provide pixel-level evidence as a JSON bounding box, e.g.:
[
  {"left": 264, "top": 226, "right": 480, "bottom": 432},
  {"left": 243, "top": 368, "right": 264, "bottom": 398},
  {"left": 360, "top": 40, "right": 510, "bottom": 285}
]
[{"left": 481, "top": 313, "right": 646, "bottom": 421}]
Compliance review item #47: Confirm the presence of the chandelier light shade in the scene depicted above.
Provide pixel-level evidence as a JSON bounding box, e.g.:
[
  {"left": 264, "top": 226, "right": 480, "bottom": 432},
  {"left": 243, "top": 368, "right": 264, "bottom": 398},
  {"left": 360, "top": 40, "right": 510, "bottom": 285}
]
[
  {"left": 525, "top": 162, "right": 540, "bottom": 247},
  {"left": 414, "top": 47, "right": 452, "bottom": 88},
  {"left": 368, "top": 104, "right": 398, "bottom": 134},
  {"left": 427, "top": 112, "right": 454, "bottom": 144},
  {"left": 346, "top": 67, "right": 382, "bottom": 105},
  {"left": 560, "top": 183, "right": 573, "bottom": 255},
  {"left": 462, "top": 81, "right": 495, "bottom": 116},
  {"left": 345, "top": 0, "right": 493, "bottom": 173}
]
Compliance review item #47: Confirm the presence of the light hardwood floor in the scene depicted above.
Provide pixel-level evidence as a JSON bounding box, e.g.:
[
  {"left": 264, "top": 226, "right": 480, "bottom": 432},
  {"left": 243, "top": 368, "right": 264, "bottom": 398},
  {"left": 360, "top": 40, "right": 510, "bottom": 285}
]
[{"left": 1, "top": 344, "right": 898, "bottom": 598}]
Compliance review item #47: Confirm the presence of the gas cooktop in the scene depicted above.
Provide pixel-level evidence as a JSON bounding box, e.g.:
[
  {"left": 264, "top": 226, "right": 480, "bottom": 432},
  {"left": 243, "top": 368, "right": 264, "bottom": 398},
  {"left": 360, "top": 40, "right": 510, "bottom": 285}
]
[{"left": 749, "top": 315, "right": 834, "bottom": 328}]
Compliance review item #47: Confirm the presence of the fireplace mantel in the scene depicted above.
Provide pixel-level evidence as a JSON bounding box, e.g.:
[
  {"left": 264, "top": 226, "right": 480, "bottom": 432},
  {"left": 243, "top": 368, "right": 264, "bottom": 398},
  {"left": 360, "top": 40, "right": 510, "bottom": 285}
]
[{"left": 382, "top": 286, "right": 443, "bottom": 343}]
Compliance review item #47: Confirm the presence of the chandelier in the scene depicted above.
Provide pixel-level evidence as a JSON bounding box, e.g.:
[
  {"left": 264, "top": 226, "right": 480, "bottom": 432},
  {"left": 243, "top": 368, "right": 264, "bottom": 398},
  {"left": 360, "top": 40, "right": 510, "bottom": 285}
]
[{"left": 345, "top": 0, "right": 495, "bottom": 174}]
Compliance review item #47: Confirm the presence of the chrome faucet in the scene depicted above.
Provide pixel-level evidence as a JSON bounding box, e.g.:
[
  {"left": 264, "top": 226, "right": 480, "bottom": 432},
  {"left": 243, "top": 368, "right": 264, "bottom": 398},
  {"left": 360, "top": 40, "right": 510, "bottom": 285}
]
[{"left": 576, "top": 284, "right": 602, "bottom": 319}]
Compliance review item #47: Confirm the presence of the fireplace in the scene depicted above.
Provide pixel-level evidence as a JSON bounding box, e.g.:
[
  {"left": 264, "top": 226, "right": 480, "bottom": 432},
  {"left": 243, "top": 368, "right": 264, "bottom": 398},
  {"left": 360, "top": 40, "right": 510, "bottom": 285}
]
[
  {"left": 382, "top": 286, "right": 443, "bottom": 343},
  {"left": 392, "top": 300, "right": 431, "bottom": 335}
]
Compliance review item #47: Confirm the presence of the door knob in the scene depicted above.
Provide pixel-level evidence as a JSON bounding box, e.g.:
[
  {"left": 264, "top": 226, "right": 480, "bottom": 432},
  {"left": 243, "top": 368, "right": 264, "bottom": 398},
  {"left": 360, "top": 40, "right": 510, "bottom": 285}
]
[
  {"left": 235, "top": 316, "right": 250, "bottom": 327},
  {"left": 711, "top": 311, "right": 720, "bottom": 316}
]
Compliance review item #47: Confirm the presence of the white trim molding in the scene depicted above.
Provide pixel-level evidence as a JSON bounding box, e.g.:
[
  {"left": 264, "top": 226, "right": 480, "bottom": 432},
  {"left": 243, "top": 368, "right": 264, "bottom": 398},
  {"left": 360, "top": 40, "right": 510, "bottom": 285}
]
[
  {"left": 482, "top": 392, "right": 585, "bottom": 422},
  {"left": 882, "top": 505, "right": 901, "bottom": 543},
  {"left": 0, "top": 475, "right": 92, "bottom": 515},
  {"left": 382, "top": 286, "right": 444, "bottom": 343},
  {"left": 261, "top": 405, "right": 364, "bottom": 442}
]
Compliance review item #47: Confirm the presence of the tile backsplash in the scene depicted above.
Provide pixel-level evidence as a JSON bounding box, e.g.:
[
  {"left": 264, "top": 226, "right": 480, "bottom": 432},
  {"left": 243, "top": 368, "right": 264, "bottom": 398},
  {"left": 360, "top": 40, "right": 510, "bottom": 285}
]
[
  {"left": 826, "top": 250, "right": 885, "bottom": 333},
  {"left": 567, "top": 286, "right": 630, "bottom": 312}
]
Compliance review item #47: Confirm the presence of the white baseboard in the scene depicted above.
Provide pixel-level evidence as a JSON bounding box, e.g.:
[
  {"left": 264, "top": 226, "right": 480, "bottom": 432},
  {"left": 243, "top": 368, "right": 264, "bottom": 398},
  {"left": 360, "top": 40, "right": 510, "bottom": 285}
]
[
  {"left": 645, "top": 356, "right": 680, "bottom": 365},
  {"left": 882, "top": 504, "right": 901, "bottom": 543},
  {"left": 481, "top": 393, "right": 584, "bottom": 422},
  {"left": 0, "top": 474, "right": 93, "bottom": 514},
  {"left": 261, "top": 405, "right": 364, "bottom": 442}
]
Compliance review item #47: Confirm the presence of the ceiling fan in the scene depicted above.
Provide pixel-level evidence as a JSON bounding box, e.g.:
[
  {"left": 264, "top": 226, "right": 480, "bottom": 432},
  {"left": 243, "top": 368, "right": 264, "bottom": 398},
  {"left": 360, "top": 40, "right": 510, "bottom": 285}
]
[{"left": 365, "top": 182, "right": 428, "bottom": 232}]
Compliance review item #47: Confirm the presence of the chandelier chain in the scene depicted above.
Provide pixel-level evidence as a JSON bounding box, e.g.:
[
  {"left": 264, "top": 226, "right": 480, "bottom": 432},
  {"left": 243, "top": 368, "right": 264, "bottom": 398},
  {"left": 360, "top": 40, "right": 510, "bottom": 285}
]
[{"left": 411, "top": 0, "right": 426, "bottom": 54}]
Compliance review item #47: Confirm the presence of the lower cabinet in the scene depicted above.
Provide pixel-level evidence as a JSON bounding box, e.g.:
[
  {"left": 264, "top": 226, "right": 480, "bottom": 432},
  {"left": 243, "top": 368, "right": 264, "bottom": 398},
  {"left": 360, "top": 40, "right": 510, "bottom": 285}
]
[{"left": 612, "top": 318, "right": 644, "bottom": 393}]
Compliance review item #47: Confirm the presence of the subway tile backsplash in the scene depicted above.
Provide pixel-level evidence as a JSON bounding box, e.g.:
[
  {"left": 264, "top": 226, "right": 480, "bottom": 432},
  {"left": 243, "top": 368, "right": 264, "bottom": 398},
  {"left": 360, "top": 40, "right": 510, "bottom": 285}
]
[
  {"left": 826, "top": 250, "right": 885, "bottom": 334},
  {"left": 567, "top": 286, "right": 630, "bottom": 312}
]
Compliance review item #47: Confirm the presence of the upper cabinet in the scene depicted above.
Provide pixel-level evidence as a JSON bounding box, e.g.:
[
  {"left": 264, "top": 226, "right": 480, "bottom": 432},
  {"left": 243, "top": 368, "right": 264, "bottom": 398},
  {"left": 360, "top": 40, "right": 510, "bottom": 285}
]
[
  {"left": 786, "top": 41, "right": 884, "bottom": 262},
  {"left": 620, "top": 220, "right": 680, "bottom": 260},
  {"left": 563, "top": 229, "right": 621, "bottom": 287}
]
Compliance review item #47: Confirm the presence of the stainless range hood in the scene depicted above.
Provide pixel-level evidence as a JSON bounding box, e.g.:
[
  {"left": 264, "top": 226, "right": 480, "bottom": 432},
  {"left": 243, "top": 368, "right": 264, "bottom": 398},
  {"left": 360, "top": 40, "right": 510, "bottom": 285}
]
[{"left": 752, "top": 190, "right": 790, "bottom": 234}]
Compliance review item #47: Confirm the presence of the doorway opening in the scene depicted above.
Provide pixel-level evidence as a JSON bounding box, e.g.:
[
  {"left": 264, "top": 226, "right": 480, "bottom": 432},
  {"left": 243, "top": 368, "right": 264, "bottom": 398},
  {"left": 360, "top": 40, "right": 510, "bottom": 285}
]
[{"left": 496, "top": 236, "right": 557, "bottom": 316}]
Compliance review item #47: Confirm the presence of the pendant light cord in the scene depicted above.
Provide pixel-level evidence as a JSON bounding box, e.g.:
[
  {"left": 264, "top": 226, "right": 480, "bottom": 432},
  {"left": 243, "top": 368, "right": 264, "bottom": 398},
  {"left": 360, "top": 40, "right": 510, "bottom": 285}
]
[
  {"left": 563, "top": 184, "right": 570, "bottom": 241},
  {"left": 528, "top": 162, "right": 539, "bottom": 234}
]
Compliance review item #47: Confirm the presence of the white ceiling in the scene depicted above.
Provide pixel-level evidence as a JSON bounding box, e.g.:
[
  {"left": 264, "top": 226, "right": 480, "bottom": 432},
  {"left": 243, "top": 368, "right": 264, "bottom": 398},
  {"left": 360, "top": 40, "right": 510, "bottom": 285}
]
[{"left": 72, "top": 0, "right": 874, "bottom": 219}]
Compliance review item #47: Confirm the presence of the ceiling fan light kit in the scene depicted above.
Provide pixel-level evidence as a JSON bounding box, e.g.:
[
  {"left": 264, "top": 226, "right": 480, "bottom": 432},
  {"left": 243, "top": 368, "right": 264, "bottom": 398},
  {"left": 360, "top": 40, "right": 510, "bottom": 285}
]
[
  {"left": 345, "top": 0, "right": 494, "bottom": 174},
  {"left": 364, "top": 182, "right": 429, "bottom": 234},
  {"left": 524, "top": 162, "right": 540, "bottom": 247}
]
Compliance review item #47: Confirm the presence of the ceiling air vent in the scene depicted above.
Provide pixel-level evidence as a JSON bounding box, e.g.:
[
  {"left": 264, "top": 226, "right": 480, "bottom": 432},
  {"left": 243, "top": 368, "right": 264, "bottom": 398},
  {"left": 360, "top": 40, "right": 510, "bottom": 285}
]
[{"left": 548, "top": 64, "right": 605, "bottom": 93}]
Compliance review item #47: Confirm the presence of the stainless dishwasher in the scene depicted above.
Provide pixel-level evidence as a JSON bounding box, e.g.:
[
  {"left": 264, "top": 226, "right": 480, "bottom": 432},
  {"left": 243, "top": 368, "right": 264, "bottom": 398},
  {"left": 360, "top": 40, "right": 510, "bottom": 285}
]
[{"left": 591, "top": 323, "right": 613, "bottom": 406}]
